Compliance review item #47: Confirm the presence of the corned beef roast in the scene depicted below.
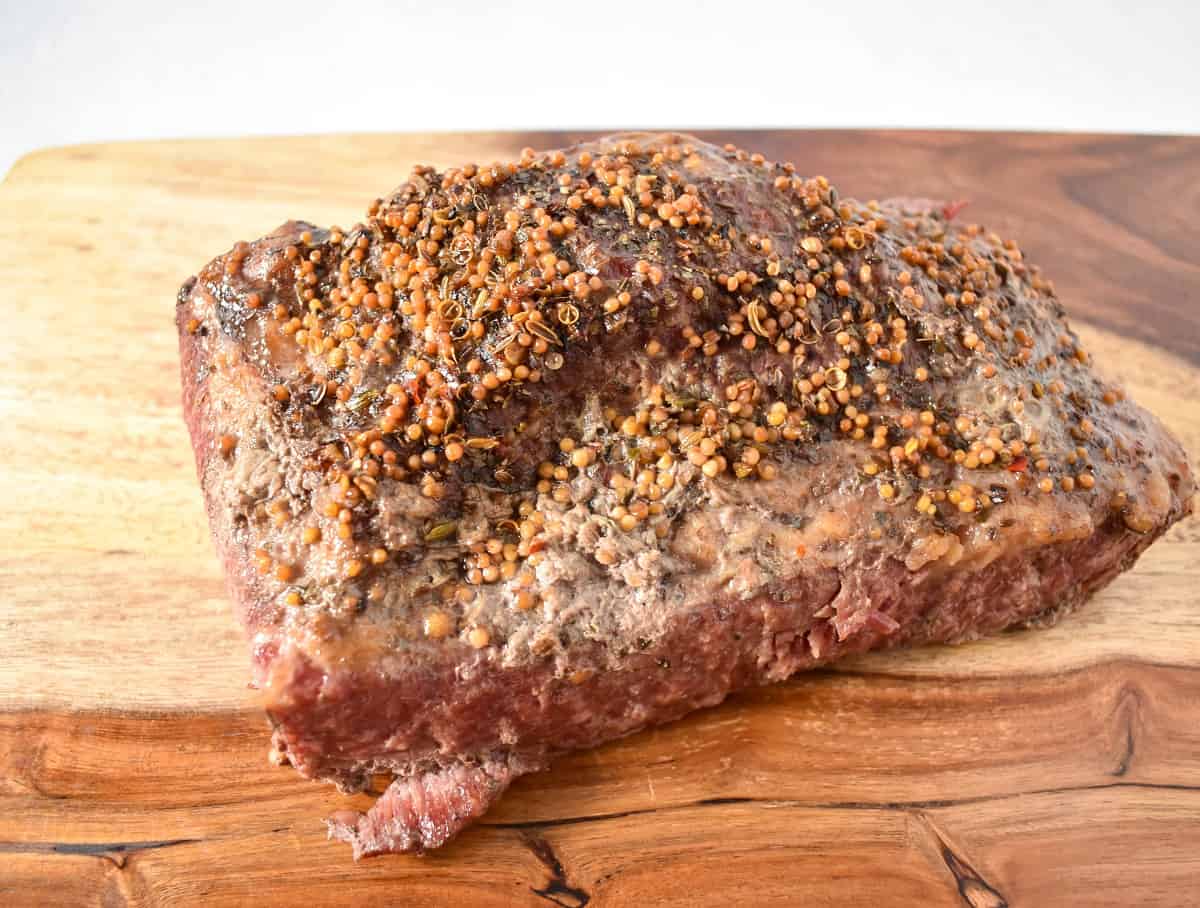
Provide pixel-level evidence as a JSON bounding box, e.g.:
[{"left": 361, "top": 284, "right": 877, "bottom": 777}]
[{"left": 176, "top": 133, "right": 1193, "bottom": 857}]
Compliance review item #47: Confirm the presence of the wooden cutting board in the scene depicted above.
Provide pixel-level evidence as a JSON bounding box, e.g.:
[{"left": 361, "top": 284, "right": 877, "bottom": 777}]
[{"left": 1, "top": 130, "right": 1197, "bottom": 907}]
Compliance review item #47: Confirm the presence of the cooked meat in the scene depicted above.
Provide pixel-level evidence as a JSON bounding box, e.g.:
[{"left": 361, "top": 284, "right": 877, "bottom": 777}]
[{"left": 176, "top": 133, "right": 1193, "bottom": 858}]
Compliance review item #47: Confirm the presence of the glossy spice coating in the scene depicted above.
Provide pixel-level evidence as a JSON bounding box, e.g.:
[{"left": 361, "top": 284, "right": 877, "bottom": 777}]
[{"left": 177, "top": 133, "right": 1193, "bottom": 857}]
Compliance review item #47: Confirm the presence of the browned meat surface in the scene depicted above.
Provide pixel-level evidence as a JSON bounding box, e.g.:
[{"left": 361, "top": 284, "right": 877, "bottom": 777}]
[{"left": 176, "top": 133, "right": 1193, "bottom": 858}]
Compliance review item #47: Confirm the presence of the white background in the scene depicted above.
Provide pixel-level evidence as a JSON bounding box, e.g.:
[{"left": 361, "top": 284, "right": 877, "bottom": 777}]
[{"left": 2, "top": 0, "right": 1198, "bottom": 178}]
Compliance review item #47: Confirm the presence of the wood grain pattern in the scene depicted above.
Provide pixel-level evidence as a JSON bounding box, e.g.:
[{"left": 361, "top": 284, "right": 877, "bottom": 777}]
[{"left": 0, "top": 130, "right": 1197, "bottom": 906}]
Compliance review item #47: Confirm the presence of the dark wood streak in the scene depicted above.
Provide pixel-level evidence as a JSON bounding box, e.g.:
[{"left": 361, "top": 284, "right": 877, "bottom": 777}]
[
  {"left": 929, "top": 828, "right": 1009, "bottom": 908},
  {"left": 1110, "top": 683, "right": 1143, "bottom": 777},
  {"left": 485, "top": 780, "right": 1200, "bottom": 832},
  {"left": 1113, "top": 724, "right": 1136, "bottom": 778},
  {"left": 0, "top": 838, "right": 199, "bottom": 856},
  {"left": 521, "top": 831, "right": 591, "bottom": 907}
]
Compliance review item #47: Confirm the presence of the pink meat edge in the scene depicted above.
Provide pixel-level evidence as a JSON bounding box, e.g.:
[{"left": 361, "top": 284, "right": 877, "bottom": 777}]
[{"left": 325, "top": 758, "right": 522, "bottom": 859}]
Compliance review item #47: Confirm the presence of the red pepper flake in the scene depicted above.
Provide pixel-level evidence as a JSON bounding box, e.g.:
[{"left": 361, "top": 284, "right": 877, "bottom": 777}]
[
  {"left": 941, "top": 200, "right": 970, "bottom": 221},
  {"left": 1008, "top": 456, "right": 1028, "bottom": 473}
]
